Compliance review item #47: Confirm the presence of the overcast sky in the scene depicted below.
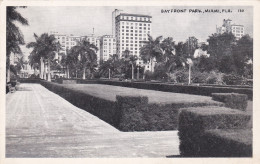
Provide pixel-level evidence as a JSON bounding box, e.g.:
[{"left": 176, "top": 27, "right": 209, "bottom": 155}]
[{"left": 16, "top": 6, "right": 253, "bottom": 55}]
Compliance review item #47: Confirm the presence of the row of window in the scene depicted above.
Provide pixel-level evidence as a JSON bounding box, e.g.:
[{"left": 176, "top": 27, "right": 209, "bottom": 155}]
[
  {"left": 121, "top": 29, "right": 150, "bottom": 33},
  {"left": 104, "top": 39, "right": 116, "bottom": 42},
  {"left": 120, "top": 16, "right": 151, "bottom": 22},
  {"left": 121, "top": 22, "right": 151, "bottom": 26},
  {"left": 122, "top": 33, "right": 148, "bottom": 37},
  {"left": 232, "top": 30, "right": 244, "bottom": 34},
  {"left": 119, "top": 37, "right": 147, "bottom": 41},
  {"left": 121, "top": 26, "right": 151, "bottom": 30}
]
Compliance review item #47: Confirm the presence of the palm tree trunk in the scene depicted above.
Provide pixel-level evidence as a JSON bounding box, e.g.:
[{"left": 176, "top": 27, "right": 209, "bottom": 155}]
[
  {"left": 7, "top": 67, "right": 10, "bottom": 82},
  {"left": 131, "top": 63, "right": 134, "bottom": 79},
  {"left": 47, "top": 58, "right": 51, "bottom": 81},
  {"left": 43, "top": 62, "right": 46, "bottom": 80},
  {"left": 137, "top": 66, "right": 139, "bottom": 80},
  {"left": 40, "top": 57, "right": 44, "bottom": 79},
  {"left": 82, "top": 67, "right": 86, "bottom": 79}
]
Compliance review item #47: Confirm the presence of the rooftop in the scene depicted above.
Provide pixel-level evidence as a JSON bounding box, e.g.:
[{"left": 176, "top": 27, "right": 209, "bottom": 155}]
[{"left": 118, "top": 13, "right": 152, "bottom": 18}]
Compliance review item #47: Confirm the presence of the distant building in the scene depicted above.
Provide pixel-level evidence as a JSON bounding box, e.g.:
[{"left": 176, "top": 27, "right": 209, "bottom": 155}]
[
  {"left": 100, "top": 35, "right": 116, "bottom": 62},
  {"left": 114, "top": 12, "right": 152, "bottom": 71},
  {"left": 50, "top": 31, "right": 101, "bottom": 64},
  {"left": 216, "top": 19, "right": 245, "bottom": 39},
  {"left": 50, "top": 31, "right": 81, "bottom": 60}
]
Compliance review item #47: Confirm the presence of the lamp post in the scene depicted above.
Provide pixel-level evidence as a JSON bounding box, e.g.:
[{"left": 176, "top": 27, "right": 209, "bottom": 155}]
[
  {"left": 187, "top": 58, "right": 193, "bottom": 85},
  {"left": 137, "top": 65, "right": 140, "bottom": 80},
  {"left": 108, "top": 68, "right": 111, "bottom": 79}
]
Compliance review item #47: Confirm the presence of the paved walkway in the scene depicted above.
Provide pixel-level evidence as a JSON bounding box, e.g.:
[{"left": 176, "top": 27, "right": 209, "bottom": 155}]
[{"left": 6, "top": 83, "right": 179, "bottom": 158}]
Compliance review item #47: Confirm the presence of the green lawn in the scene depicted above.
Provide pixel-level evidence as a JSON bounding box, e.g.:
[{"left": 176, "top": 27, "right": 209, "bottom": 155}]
[{"left": 61, "top": 84, "right": 221, "bottom": 105}]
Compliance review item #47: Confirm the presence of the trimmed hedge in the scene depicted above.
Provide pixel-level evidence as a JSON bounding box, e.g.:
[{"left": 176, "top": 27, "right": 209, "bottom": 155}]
[
  {"left": 83, "top": 80, "right": 253, "bottom": 100},
  {"left": 201, "top": 129, "right": 252, "bottom": 157},
  {"left": 40, "top": 81, "right": 223, "bottom": 131},
  {"left": 19, "top": 78, "right": 41, "bottom": 83},
  {"left": 178, "top": 106, "right": 251, "bottom": 157},
  {"left": 212, "top": 93, "right": 248, "bottom": 111},
  {"left": 57, "top": 79, "right": 77, "bottom": 84}
]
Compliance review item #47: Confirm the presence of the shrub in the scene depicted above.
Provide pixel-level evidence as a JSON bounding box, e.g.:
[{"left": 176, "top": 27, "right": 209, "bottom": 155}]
[
  {"left": 212, "top": 93, "right": 248, "bottom": 111},
  {"left": 200, "top": 129, "right": 252, "bottom": 157},
  {"left": 206, "top": 71, "right": 224, "bottom": 84},
  {"left": 223, "top": 73, "right": 246, "bottom": 85},
  {"left": 178, "top": 106, "right": 251, "bottom": 157},
  {"left": 168, "top": 69, "right": 189, "bottom": 83}
]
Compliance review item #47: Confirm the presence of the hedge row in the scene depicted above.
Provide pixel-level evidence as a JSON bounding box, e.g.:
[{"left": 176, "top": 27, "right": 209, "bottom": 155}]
[
  {"left": 40, "top": 81, "right": 223, "bottom": 131},
  {"left": 212, "top": 93, "right": 248, "bottom": 111},
  {"left": 178, "top": 106, "right": 252, "bottom": 157},
  {"left": 78, "top": 80, "right": 253, "bottom": 100},
  {"left": 19, "top": 78, "right": 41, "bottom": 83}
]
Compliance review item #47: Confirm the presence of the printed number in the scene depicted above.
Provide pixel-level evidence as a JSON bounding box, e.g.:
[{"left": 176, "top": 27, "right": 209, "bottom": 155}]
[{"left": 238, "top": 9, "right": 244, "bottom": 12}]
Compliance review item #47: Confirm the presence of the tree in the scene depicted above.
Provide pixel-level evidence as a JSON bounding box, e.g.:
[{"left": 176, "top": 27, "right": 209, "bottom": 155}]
[
  {"left": 71, "top": 38, "right": 98, "bottom": 79},
  {"left": 207, "top": 32, "right": 236, "bottom": 73},
  {"left": 27, "top": 33, "right": 61, "bottom": 81},
  {"left": 99, "top": 54, "right": 124, "bottom": 78},
  {"left": 6, "top": 6, "right": 28, "bottom": 82},
  {"left": 232, "top": 35, "right": 253, "bottom": 77},
  {"left": 140, "top": 35, "right": 163, "bottom": 72},
  {"left": 122, "top": 50, "right": 138, "bottom": 79}
]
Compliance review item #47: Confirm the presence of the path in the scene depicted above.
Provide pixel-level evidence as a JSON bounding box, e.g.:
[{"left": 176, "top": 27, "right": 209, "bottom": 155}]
[{"left": 6, "top": 83, "right": 179, "bottom": 158}]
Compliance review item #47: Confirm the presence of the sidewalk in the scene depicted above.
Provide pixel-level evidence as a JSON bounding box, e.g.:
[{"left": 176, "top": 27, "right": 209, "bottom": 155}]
[{"left": 6, "top": 83, "right": 179, "bottom": 158}]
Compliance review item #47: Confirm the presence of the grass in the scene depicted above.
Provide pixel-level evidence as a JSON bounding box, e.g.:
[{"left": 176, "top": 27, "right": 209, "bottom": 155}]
[{"left": 61, "top": 84, "right": 221, "bottom": 105}]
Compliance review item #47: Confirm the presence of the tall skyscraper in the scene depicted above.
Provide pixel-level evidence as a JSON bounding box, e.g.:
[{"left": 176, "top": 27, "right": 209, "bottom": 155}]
[
  {"left": 216, "top": 19, "right": 245, "bottom": 39},
  {"left": 114, "top": 13, "right": 152, "bottom": 59}
]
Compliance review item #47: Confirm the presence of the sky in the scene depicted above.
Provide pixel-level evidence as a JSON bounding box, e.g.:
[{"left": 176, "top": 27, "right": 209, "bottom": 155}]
[{"left": 15, "top": 6, "right": 253, "bottom": 55}]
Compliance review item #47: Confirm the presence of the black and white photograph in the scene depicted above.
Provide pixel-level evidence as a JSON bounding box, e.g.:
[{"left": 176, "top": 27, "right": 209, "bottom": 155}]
[{"left": 1, "top": 1, "right": 258, "bottom": 161}]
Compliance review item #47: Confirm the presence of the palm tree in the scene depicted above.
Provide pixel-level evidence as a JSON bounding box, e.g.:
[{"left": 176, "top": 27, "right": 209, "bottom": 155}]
[
  {"left": 99, "top": 54, "right": 124, "bottom": 79},
  {"left": 71, "top": 38, "right": 98, "bottom": 79},
  {"left": 27, "top": 33, "right": 61, "bottom": 81},
  {"left": 6, "top": 7, "right": 28, "bottom": 82},
  {"left": 140, "top": 35, "right": 163, "bottom": 72},
  {"left": 122, "top": 50, "right": 138, "bottom": 79}
]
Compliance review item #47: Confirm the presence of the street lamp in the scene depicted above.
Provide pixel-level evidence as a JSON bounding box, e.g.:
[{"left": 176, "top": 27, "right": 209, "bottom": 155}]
[{"left": 186, "top": 58, "right": 193, "bottom": 85}]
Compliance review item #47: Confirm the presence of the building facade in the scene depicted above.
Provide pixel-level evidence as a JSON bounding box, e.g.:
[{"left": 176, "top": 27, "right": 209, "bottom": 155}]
[
  {"left": 50, "top": 31, "right": 101, "bottom": 64},
  {"left": 115, "top": 13, "right": 152, "bottom": 57},
  {"left": 114, "top": 13, "right": 153, "bottom": 71},
  {"left": 100, "top": 35, "right": 116, "bottom": 62},
  {"left": 216, "top": 19, "right": 244, "bottom": 39}
]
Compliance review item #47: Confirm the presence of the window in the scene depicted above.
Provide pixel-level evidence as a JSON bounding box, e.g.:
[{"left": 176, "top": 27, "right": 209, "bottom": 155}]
[{"left": 139, "top": 23, "right": 142, "bottom": 26}]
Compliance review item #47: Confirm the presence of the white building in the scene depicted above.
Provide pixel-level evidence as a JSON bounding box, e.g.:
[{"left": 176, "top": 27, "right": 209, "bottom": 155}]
[
  {"left": 114, "top": 13, "right": 152, "bottom": 71},
  {"left": 83, "top": 34, "right": 101, "bottom": 65},
  {"left": 216, "top": 19, "right": 245, "bottom": 39},
  {"left": 50, "top": 31, "right": 81, "bottom": 61},
  {"left": 100, "top": 35, "right": 116, "bottom": 62},
  {"left": 50, "top": 31, "right": 101, "bottom": 64}
]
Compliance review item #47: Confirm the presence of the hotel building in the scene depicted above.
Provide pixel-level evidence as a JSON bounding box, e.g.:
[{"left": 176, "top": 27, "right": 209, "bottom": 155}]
[
  {"left": 100, "top": 35, "right": 116, "bottom": 62},
  {"left": 216, "top": 19, "right": 245, "bottom": 39}
]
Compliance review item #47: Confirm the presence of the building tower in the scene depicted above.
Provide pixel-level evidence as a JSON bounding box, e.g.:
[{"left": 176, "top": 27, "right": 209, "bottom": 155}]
[
  {"left": 112, "top": 9, "right": 123, "bottom": 37},
  {"left": 216, "top": 19, "right": 245, "bottom": 39},
  {"left": 114, "top": 13, "right": 152, "bottom": 59}
]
